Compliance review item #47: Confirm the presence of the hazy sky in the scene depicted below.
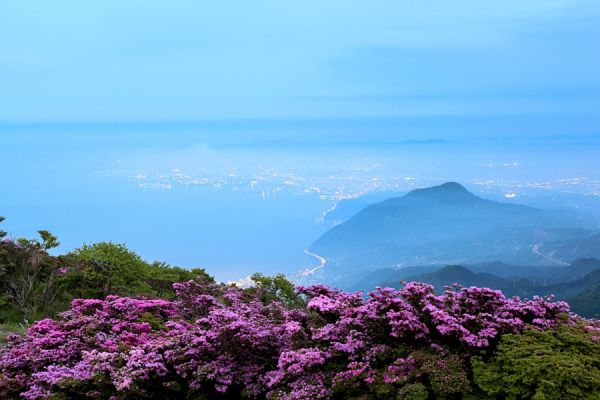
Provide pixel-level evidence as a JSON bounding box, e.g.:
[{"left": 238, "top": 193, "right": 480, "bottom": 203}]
[{"left": 1, "top": 0, "right": 600, "bottom": 134}]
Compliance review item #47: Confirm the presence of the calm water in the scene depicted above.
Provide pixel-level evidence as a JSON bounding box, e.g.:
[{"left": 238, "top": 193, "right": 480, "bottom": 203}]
[
  {"left": 1, "top": 126, "right": 599, "bottom": 281},
  {"left": 0, "top": 131, "right": 334, "bottom": 280}
]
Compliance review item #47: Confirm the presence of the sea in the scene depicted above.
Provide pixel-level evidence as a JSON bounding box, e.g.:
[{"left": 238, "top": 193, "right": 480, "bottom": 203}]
[{"left": 1, "top": 123, "right": 599, "bottom": 281}]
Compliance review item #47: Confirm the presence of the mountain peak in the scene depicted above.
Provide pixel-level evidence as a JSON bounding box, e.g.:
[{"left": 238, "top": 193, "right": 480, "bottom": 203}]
[
  {"left": 405, "top": 182, "right": 475, "bottom": 201},
  {"left": 435, "top": 265, "right": 476, "bottom": 277},
  {"left": 438, "top": 182, "right": 468, "bottom": 192}
]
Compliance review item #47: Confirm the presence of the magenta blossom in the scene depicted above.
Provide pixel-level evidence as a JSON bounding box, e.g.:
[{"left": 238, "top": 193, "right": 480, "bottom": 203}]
[{"left": 0, "top": 280, "right": 577, "bottom": 399}]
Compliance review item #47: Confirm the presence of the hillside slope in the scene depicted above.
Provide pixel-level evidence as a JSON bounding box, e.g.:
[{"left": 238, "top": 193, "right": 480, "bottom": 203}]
[{"left": 309, "top": 182, "right": 598, "bottom": 286}]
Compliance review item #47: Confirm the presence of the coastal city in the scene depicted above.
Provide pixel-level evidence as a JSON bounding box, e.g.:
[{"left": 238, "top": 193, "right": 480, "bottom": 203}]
[{"left": 119, "top": 164, "right": 600, "bottom": 203}]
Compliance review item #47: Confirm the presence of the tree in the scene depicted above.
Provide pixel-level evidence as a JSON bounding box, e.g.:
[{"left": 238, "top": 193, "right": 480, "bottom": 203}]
[
  {"left": 0, "top": 226, "right": 63, "bottom": 321},
  {"left": 65, "top": 242, "right": 153, "bottom": 298},
  {"left": 0, "top": 216, "right": 6, "bottom": 239},
  {"left": 145, "top": 261, "right": 214, "bottom": 299},
  {"left": 1, "top": 217, "right": 217, "bottom": 323},
  {"left": 0, "top": 216, "right": 9, "bottom": 314},
  {"left": 65, "top": 242, "right": 215, "bottom": 299},
  {"left": 249, "top": 272, "right": 305, "bottom": 308}
]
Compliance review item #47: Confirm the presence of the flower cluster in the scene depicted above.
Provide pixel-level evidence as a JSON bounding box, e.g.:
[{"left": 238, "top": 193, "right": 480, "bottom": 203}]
[{"left": 0, "top": 280, "right": 575, "bottom": 399}]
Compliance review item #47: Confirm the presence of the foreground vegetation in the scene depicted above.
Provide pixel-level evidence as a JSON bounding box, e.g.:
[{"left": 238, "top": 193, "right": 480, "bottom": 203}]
[
  {"left": 1, "top": 217, "right": 599, "bottom": 399},
  {"left": 0, "top": 216, "right": 211, "bottom": 325}
]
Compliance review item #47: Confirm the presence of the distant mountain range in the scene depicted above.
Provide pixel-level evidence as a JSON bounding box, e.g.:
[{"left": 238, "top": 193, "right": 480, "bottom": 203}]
[
  {"left": 349, "top": 258, "right": 600, "bottom": 318},
  {"left": 308, "top": 182, "right": 600, "bottom": 288}
]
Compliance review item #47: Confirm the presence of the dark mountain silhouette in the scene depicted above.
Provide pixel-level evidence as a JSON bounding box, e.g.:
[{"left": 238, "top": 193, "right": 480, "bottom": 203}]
[
  {"left": 309, "top": 182, "right": 598, "bottom": 287},
  {"left": 350, "top": 259, "right": 600, "bottom": 318},
  {"left": 349, "top": 258, "right": 600, "bottom": 291},
  {"left": 549, "top": 258, "right": 600, "bottom": 282},
  {"left": 467, "top": 258, "right": 600, "bottom": 284},
  {"left": 395, "top": 265, "right": 509, "bottom": 289},
  {"left": 567, "top": 279, "right": 600, "bottom": 319}
]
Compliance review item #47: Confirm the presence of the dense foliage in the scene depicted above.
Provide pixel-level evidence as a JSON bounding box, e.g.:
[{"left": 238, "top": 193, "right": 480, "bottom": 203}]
[
  {"left": 0, "top": 227, "right": 64, "bottom": 322},
  {"left": 472, "top": 324, "right": 600, "bottom": 399},
  {"left": 0, "top": 217, "right": 212, "bottom": 323},
  {"left": 1, "top": 276, "right": 596, "bottom": 400}
]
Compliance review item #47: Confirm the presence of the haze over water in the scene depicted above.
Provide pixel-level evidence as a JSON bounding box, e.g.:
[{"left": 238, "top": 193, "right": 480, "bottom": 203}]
[{"left": 1, "top": 128, "right": 598, "bottom": 281}]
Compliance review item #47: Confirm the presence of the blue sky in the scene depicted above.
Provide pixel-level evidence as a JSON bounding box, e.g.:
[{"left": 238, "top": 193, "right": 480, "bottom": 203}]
[{"left": 1, "top": 0, "right": 600, "bottom": 134}]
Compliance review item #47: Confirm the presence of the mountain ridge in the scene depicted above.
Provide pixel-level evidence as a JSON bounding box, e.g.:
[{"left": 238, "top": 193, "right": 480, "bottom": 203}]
[{"left": 367, "top": 259, "right": 600, "bottom": 318}]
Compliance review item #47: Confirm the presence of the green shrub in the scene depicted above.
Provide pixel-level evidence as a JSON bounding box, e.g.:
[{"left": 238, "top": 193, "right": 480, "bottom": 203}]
[
  {"left": 396, "top": 383, "right": 428, "bottom": 400},
  {"left": 412, "top": 349, "right": 471, "bottom": 399},
  {"left": 472, "top": 325, "right": 600, "bottom": 400}
]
